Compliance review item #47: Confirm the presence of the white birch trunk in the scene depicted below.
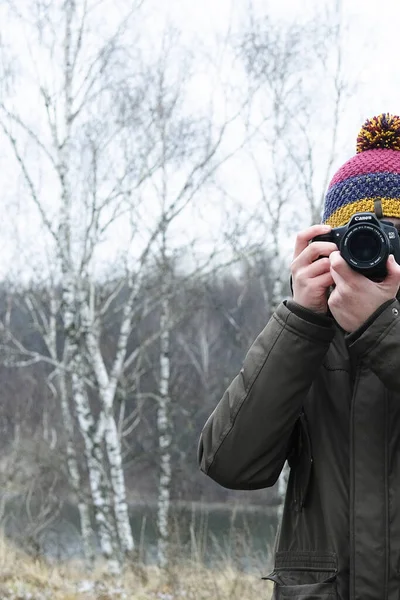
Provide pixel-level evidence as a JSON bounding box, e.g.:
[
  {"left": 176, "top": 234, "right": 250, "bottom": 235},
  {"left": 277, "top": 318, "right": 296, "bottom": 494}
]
[
  {"left": 80, "top": 298, "right": 135, "bottom": 558},
  {"left": 71, "top": 369, "right": 120, "bottom": 573},
  {"left": 62, "top": 273, "right": 119, "bottom": 568},
  {"left": 58, "top": 136, "right": 120, "bottom": 568},
  {"left": 59, "top": 369, "right": 95, "bottom": 567},
  {"left": 78, "top": 500, "right": 94, "bottom": 567},
  {"left": 277, "top": 462, "right": 289, "bottom": 520},
  {"left": 270, "top": 277, "right": 283, "bottom": 313},
  {"left": 57, "top": 0, "right": 120, "bottom": 572},
  {"left": 59, "top": 154, "right": 120, "bottom": 567},
  {"left": 103, "top": 409, "right": 134, "bottom": 557},
  {"left": 157, "top": 286, "right": 172, "bottom": 568},
  {"left": 79, "top": 271, "right": 145, "bottom": 559}
]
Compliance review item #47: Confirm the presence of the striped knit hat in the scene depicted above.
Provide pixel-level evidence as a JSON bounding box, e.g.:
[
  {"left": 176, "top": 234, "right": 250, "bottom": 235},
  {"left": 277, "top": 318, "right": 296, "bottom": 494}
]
[{"left": 322, "top": 113, "right": 400, "bottom": 227}]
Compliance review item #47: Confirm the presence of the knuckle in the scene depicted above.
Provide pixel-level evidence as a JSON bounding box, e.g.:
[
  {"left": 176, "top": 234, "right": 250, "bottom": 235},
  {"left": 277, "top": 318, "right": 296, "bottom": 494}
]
[
  {"left": 330, "top": 251, "right": 340, "bottom": 264},
  {"left": 307, "top": 244, "right": 319, "bottom": 258},
  {"left": 296, "top": 232, "right": 306, "bottom": 244},
  {"left": 336, "top": 284, "right": 349, "bottom": 299},
  {"left": 291, "top": 263, "right": 299, "bottom": 278},
  {"left": 294, "top": 269, "right": 306, "bottom": 285}
]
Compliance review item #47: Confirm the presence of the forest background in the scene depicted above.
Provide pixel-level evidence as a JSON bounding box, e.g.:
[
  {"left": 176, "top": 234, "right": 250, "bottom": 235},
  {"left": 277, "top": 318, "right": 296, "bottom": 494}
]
[{"left": 0, "top": 0, "right": 397, "bottom": 597}]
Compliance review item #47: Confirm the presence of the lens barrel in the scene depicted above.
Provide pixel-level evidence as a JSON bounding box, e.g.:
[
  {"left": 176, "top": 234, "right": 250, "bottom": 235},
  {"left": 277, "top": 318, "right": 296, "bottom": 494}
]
[{"left": 340, "top": 223, "right": 389, "bottom": 273}]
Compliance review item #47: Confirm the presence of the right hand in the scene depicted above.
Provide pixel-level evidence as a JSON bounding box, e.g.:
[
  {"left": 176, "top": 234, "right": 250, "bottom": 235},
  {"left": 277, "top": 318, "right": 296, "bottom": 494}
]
[{"left": 291, "top": 224, "right": 338, "bottom": 315}]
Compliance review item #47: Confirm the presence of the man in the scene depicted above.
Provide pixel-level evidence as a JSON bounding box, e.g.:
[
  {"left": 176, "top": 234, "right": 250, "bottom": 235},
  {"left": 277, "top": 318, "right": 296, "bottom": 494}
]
[{"left": 198, "top": 114, "right": 400, "bottom": 599}]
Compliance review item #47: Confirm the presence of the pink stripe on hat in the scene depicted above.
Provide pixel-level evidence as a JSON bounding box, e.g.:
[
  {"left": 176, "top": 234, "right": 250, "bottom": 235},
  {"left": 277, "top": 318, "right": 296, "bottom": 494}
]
[{"left": 329, "top": 148, "right": 400, "bottom": 188}]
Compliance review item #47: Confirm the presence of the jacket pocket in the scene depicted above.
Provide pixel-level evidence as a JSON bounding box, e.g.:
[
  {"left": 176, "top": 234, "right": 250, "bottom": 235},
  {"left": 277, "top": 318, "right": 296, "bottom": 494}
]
[
  {"left": 263, "top": 550, "right": 338, "bottom": 599},
  {"left": 271, "top": 582, "right": 336, "bottom": 599},
  {"left": 287, "top": 410, "right": 313, "bottom": 511}
]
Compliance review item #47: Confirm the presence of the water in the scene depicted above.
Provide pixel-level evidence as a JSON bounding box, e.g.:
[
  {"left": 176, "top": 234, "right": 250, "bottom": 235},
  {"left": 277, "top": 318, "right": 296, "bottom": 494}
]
[
  {"left": 3, "top": 498, "right": 279, "bottom": 573},
  {"left": 130, "top": 502, "right": 279, "bottom": 572}
]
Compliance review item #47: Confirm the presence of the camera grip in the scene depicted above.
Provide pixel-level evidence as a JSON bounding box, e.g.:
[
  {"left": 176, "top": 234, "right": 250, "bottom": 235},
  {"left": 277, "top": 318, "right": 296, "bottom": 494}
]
[{"left": 311, "top": 233, "right": 333, "bottom": 243}]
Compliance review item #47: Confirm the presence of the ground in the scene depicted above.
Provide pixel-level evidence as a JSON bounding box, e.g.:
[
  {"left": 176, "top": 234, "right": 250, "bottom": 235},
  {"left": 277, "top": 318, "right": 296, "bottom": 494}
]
[{"left": 0, "top": 538, "right": 271, "bottom": 600}]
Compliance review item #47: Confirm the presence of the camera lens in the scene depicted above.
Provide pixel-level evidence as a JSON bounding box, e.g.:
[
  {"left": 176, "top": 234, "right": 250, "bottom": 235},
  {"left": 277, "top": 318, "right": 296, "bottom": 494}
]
[{"left": 347, "top": 230, "right": 381, "bottom": 263}]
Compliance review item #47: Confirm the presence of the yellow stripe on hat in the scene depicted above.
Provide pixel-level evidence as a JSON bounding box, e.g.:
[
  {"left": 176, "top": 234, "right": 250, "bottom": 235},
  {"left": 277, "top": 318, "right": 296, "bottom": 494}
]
[{"left": 324, "top": 197, "right": 400, "bottom": 228}]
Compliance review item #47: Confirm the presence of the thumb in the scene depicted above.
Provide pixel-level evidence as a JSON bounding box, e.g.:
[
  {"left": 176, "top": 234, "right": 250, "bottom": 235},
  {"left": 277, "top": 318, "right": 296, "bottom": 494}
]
[{"left": 386, "top": 254, "right": 400, "bottom": 283}]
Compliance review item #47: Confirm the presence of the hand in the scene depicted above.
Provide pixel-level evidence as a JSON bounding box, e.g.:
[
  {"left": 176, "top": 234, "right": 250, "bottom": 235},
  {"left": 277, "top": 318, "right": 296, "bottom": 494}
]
[
  {"left": 291, "top": 224, "right": 338, "bottom": 314},
  {"left": 328, "top": 252, "right": 400, "bottom": 332}
]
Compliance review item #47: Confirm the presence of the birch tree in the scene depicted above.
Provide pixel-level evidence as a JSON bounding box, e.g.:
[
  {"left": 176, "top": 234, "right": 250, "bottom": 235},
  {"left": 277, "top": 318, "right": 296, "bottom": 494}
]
[
  {"left": 156, "top": 225, "right": 172, "bottom": 569},
  {"left": 239, "top": 1, "right": 348, "bottom": 305},
  {"left": 0, "top": 0, "right": 158, "bottom": 571},
  {"left": 0, "top": 0, "right": 244, "bottom": 570},
  {"left": 123, "top": 32, "right": 243, "bottom": 566},
  {"left": 28, "top": 287, "right": 96, "bottom": 566}
]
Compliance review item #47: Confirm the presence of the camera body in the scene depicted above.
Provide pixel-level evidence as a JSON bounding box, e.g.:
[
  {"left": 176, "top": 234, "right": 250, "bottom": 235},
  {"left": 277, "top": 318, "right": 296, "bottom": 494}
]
[{"left": 312, "top": 212, "right": 400, "bottom": 280}]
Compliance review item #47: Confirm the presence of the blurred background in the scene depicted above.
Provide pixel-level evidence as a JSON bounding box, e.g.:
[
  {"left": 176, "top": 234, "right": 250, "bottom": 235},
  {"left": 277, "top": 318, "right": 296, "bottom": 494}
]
[{"left": 0, "top": 0, "right": 397, "bottom": 597}]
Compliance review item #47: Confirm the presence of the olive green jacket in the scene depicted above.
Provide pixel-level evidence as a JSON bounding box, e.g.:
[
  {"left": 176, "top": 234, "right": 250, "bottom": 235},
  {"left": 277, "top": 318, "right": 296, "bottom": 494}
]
[{"left": 198, "top": 298, "right": 400, "bottom": 600}]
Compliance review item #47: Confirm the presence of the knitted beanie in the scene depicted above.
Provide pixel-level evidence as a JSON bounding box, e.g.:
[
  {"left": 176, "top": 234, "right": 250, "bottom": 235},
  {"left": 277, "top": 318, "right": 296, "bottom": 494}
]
[{"left": 322, "top": 113, "right": 400, "bottom": 227}]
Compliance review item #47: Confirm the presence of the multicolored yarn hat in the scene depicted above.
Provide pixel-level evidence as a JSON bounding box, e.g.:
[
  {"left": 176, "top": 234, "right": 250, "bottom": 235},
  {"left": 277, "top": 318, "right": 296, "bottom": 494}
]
[{"left": 322, "top": 113, "right": 400, "bottom": 227}]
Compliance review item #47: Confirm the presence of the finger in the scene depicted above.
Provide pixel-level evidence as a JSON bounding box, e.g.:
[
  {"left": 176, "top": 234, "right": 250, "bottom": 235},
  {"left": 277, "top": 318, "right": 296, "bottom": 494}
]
[
  {"left": 314, "top": 271, "right": 335, "bottom": 289},
  {"left": 293, "top": 224, "right": 332, "bottom": 260},
  {"left": 329, "top": 265, "right": 347, "bottom": 289},
  {"left": 293, "top": 242, "right": 338, "bottom": 271},
  {"left": 384, "top": 255, "right": 400, "bottom": 284},
  {"left": 329, "top": 252, "right": 353, "bottom": 289},
  {"left": 329, "top": 251, "right": 360, "bottom": 280},
  {"left": 300, "top": 257, "right": 331, "bottom": 279},
  {"left": 387, "top": 254, "right": 400, "bottom": 273}
]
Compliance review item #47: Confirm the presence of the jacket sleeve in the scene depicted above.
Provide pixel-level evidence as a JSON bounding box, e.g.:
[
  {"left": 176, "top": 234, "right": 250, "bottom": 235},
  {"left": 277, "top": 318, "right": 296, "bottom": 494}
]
[
  {"left": 346, "top": 298, "right": 400, "bottom": 392},
  {"left": 197, "top": 301, "right": 335, "bottom": 490}
]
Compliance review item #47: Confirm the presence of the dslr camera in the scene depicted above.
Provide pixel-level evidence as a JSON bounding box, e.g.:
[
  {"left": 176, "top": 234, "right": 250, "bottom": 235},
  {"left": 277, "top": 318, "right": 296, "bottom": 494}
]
[{"left": 312, "top": 212, "right": 400, "bottom": 280}]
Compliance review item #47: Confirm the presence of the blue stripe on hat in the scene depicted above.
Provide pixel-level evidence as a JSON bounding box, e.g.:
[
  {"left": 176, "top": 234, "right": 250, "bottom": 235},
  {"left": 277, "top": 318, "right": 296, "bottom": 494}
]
[{"left": 323, "top": 171, "right": 400, "bottom": 223}]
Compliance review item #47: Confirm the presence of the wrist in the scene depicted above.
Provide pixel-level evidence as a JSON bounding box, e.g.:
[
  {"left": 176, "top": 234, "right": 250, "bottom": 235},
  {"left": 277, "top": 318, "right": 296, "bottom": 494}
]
[
  {"left": 292, "top": 297, "right": 328, "bottom": 315},
  {"left": 286, "top": 300, "right": 333, "bottom": 327}
]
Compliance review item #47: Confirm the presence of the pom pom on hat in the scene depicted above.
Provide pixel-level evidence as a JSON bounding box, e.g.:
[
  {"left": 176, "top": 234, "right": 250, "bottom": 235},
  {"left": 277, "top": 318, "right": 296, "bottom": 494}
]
[
  {"left": 356, "top": 113, "right": 400, "bottom": 153},
  {"left": 322, "top": 113, "right": 400, "bottom": 227}
]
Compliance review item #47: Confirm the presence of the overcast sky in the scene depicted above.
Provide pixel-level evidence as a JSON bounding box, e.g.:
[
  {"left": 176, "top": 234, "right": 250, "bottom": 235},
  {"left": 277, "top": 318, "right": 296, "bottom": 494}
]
[
  {"left": 131, "top": 0, "right": 400, "bottom": 207},
  {"left": 156, "top": 0, "right": 400, "bottom": 134},
  {"left": 2, "top": 0, "right": 400, "bottom": 282}
]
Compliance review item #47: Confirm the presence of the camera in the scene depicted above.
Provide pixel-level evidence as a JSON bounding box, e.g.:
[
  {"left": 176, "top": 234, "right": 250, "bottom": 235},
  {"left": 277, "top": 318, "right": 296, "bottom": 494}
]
[{"left": 312, "top": 212, "right": 400, "bottom": 280}]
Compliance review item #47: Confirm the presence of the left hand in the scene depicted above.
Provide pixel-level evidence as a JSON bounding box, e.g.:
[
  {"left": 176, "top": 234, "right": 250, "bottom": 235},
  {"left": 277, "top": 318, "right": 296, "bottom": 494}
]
[{"left": 328, "top": 251, "right": 400, "bottom": 332}]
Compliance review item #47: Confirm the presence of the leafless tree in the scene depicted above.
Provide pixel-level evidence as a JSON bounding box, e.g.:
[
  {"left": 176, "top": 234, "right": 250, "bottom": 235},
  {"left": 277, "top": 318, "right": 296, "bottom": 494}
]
[
  {"left": 238, "top": 0, "right": 349, "bottom": 307},
  {"left": 0, "top": 0, "right": 245, "bottom": 571}
]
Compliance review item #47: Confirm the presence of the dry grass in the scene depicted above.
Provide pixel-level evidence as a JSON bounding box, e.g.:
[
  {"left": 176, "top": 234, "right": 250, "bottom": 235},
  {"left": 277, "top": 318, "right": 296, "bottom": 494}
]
[{"left": 0, "top": 537, "right": 272, "bottom": 600}]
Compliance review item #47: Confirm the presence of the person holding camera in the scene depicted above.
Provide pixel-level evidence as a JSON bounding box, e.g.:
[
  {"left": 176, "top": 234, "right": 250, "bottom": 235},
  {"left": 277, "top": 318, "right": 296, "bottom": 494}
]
[{"left": 198, "top": 114, "right": 400, "bottom": 599}]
